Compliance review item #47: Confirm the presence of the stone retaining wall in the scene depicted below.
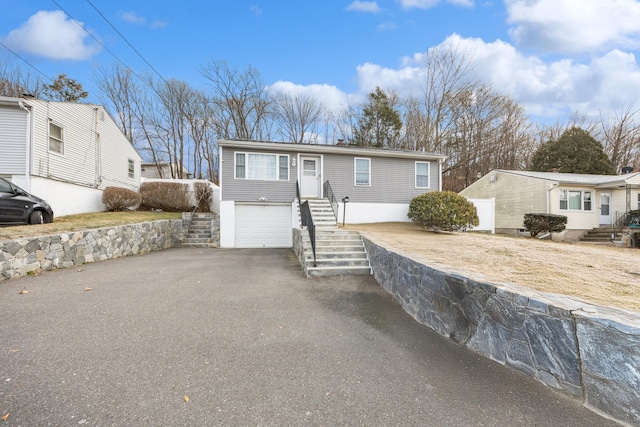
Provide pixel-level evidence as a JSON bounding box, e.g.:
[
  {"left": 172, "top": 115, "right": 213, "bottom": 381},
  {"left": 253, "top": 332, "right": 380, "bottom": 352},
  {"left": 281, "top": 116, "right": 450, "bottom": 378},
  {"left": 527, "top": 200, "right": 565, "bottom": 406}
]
[
  {"left": 363, "top": 235, "right": 640, "bottom": 426},
  {"left": 0, "top": 219, "right": 185, "bottom": 281}
]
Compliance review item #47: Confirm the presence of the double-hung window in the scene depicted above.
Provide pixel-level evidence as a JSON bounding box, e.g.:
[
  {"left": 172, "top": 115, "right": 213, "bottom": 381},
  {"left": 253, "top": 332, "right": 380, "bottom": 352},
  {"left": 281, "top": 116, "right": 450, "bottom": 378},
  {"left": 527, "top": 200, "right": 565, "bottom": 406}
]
[
  {"left": 559, "top": 190, "right": 592, "bottom": 211},
  {"left": 128, "top": 159, "right": 135, "bottom": 179},
  {"left": 49, "top": 122, "right": 64, "bottom": 154},
  {"left": 415, "top": 162, "right": 430, "bottom": 189},
  {"left": 235, "top": 152, "right": 289, "bottom": 181},
  {"left": 354, "top": 158, "right": 370, "bottom": 186}
]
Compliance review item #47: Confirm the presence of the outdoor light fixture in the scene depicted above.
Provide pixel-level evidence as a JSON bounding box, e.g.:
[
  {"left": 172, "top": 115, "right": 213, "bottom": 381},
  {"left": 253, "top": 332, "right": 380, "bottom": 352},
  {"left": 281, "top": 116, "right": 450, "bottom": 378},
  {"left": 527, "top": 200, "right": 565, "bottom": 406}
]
[
  {"left": 291, "top": 158, "right": 297, "bottom": 167},
  {"left": 342, "top": 196, "right": 349, "bottom": 226}
]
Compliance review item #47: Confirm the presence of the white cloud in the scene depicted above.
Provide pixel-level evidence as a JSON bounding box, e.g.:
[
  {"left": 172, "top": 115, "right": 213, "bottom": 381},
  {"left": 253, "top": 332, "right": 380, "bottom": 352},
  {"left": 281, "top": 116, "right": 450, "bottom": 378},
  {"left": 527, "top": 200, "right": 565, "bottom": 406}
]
[
  {"left": 377, "top": 22, "right": 398, "bottom": 31},
  {"left": 397, "top": 0, "right": 473, "bottom": 9},
  {"left": 119, "top": 11, "right": 167, "bottom": 28},
  {"left": 355, "top": 33, "right": 640, "bottom": 120},
  {"left": 1, "top": 10, "right": 101, "bottom": 61},
  {"left": 506, "top": 0, "right": 640, "bottom": 54},
  {"left": 119, "top": 11, "right": 146, "bottom": 25},
  {"left": 267, "top": 81, "right": 354, "bottom": 113},
  {"left": 346, "top": 1, "right": 382, "bottom": 13},
  {"left": 250, "top": 5, "right": 264, "bottom": 16}
]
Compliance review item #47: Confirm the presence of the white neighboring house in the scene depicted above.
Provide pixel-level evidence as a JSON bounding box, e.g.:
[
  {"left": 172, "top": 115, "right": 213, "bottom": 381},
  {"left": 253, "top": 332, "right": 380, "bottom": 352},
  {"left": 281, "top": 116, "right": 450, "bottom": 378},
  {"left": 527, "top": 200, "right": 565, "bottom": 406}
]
[
  {"left": 141, "top": 162, "right": 193, "bottom": 179},
  {"left": 460, "top": 169, "right": 640, "bottom": 241},
  {"left": 0, "top": 96, "right": 141, "bottom": 217}
]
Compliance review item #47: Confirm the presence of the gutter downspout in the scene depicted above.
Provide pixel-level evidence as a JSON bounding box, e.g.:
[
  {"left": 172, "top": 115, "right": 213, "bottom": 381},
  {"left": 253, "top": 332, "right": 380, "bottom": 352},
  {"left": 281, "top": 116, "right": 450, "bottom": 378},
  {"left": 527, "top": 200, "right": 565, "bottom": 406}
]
[
  {"left": 438, "top": 158, "right": 445, "bottom": 191},
  {"left": 18, "top": 101, "right": 32, "bottom": 192},
  {"left": 547, "top": 182, "right": 559, "bottom": 213}
]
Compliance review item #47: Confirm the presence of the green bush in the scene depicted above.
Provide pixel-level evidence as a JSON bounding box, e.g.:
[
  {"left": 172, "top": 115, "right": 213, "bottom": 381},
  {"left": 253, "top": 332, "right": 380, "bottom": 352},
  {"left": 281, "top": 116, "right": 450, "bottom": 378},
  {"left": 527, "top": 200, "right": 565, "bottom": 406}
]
[
  {"left": 139, "top": 182, "right": 193, "bottom": 212},
  {"left": 408, "top": 191, "right": 479, "bottom": 232},
  {"left": 101, "top": 186, "right": 141, "bottom": 211},
  {"left": 523, "top": 213, "right": 567, "bottom": 238}
]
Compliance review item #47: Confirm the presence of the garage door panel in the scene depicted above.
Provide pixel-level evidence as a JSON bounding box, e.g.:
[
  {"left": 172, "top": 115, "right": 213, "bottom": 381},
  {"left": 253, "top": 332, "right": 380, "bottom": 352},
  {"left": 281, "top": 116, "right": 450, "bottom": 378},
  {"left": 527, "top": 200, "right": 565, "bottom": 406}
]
[{"left": 235, "top": 204, "right": 292, "bottom": 248}]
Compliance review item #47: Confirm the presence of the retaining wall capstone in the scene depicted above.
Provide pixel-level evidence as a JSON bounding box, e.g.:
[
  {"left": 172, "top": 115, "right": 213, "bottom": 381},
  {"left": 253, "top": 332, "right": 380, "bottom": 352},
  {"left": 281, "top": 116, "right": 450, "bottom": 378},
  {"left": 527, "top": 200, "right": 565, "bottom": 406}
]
[
  {"left": 362, "top": 235, "right": 640, "bottom": 426},
  {"left": 0, "top": 219, "right": 185, "bottom": 281}
]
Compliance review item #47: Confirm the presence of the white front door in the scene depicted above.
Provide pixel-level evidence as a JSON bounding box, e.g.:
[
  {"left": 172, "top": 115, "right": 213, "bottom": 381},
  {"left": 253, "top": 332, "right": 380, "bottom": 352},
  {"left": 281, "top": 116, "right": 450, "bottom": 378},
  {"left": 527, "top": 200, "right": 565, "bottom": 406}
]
[
  {"left": 599, "top": 192, "right": 612, "bottom": 225},
  {"left": 300, "top": 156, "right": 320, "bottom": 198}
]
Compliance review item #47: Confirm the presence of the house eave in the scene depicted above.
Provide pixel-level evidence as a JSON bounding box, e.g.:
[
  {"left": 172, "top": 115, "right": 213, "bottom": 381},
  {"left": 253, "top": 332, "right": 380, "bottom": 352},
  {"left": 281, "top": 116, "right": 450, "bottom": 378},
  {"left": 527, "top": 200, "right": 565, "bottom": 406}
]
[{"left": 219, "top": 139, "right": 447, "bottom": 161}]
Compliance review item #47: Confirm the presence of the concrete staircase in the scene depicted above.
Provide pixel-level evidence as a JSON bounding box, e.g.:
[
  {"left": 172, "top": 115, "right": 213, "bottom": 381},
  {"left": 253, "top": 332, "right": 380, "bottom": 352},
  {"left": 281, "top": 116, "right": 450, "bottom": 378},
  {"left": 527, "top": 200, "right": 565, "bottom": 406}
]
[
  {"left": 579, "top": 227, "right": 621, "bottom": 245},
  {"left": 183, "top": 213, "right": 218, "bottom": 248},
  {"left": 298, "top": 198, "right": 371, "bottom": 276}
]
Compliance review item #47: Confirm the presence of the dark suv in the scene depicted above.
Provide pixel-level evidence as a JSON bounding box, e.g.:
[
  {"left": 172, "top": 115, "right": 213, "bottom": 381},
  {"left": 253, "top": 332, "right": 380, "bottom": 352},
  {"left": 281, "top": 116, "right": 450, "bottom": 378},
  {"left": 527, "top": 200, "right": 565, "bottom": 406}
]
[{"left": 0, "top": 177, "right": 54, "bottom": 225}]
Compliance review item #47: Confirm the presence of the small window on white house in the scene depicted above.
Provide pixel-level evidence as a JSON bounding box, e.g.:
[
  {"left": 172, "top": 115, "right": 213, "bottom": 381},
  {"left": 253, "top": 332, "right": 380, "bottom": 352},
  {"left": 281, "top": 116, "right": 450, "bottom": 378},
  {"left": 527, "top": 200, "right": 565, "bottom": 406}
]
[
  {"left": 49, "top": 122, "right": 64, "bottom": 154},
  {"left": 355, "top": 158, "right": 370, "bottom": 186},
  {"left": 415, "top": 162, "right": 430, "bottom": 188},
  {"left": 560, "top": 190, "right": 592, "bottom": 211},
  {"left": 128, "top": 159, "right": 135, "bottom": 179},
  {"left": 235, "top": 152, "right": 289, "bottom": 181}
]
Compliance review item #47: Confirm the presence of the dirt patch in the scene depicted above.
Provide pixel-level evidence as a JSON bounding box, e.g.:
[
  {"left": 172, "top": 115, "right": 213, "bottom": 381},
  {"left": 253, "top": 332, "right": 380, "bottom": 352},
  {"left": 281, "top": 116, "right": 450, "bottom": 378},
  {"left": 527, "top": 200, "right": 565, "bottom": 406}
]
[{"left": 346, "top": 222, "right": 640, "bottom": 313}]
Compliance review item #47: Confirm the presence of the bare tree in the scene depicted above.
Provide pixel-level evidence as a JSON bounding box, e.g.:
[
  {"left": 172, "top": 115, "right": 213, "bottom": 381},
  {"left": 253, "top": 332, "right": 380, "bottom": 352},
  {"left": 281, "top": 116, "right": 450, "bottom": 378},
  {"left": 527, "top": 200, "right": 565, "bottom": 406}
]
[
  {"left": 600, "top": 102, "right": 640, "bottom": 173},
  {"left": 272, "top": 92, "right": 324, "bottom": 143},
  {"left": 0, "top": 59, "right": 46, "bottom": 98},
  {"left": 94, "top": 63, "right": 138, "bottom": 146},
  {"left": 199, "top": 60, "right": 272, "bottom": 140}
]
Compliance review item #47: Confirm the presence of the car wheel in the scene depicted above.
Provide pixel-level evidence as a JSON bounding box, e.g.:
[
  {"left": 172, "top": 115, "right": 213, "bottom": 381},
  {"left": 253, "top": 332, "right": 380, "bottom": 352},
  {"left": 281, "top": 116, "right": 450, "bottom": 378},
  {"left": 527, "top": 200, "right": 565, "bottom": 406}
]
[{"left": 29, "top": 211, "right": 44, "bottom": 224}]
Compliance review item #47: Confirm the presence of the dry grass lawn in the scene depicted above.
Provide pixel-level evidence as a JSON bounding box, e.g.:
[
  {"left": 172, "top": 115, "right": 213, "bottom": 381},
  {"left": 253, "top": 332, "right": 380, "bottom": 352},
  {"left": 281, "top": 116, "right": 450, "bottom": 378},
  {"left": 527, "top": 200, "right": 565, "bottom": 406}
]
[{"left": 346, "top": 222, "right": 640, "bottom": 313}]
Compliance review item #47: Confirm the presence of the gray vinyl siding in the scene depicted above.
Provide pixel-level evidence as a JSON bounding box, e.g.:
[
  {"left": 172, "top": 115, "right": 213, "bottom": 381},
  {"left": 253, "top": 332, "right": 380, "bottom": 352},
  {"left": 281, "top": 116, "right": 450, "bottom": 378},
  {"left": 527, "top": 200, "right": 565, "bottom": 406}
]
[
  {"left": 221, "top": 146, "right": 298, "bottom": 202},
  {"left": 323, "top": 154, "right": 438, "bottom": 204},
  {"left": 0, "top": 105, "right": 28, "bottom": 175}
]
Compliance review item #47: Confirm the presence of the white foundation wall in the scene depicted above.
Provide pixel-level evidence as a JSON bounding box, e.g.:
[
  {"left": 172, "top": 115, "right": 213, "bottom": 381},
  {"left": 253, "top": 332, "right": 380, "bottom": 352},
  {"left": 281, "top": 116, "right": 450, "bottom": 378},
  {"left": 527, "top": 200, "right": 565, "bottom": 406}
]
[
  {"left": 220, "top": 201, "right": 236, "bottom": 248},
  {"left": 338, "top": 202, "right": 410, "bottom": 224},
  {"left": 30, "top": 177, "right": 104, "bottom": 217}
]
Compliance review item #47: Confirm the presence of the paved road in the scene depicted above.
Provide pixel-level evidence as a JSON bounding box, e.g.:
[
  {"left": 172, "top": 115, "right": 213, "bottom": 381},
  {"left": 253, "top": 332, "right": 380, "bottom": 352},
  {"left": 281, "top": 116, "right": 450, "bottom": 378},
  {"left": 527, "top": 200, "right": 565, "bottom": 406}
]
[{"left": 0, "top": 248, "right": 618, "bottom": 426}]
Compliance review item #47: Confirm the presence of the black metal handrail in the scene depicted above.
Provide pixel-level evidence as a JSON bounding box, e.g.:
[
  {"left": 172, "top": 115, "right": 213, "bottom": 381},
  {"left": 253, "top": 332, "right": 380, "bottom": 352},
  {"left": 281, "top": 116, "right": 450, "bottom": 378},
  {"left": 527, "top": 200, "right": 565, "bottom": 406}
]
[
  {"left": 297, "top": 180, "right": 316, "bottom": 265},
  {"left": 323, "top": 180, "right": 339, "bottom": 222}
]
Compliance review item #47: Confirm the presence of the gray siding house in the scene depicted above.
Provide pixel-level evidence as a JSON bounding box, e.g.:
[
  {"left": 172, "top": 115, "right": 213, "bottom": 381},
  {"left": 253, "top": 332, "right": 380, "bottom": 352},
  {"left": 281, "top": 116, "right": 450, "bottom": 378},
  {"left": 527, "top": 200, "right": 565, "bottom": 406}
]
[
  {"left": 219, "top": 139, "right": 446, "bottom": 248},
  {"left": 0, "top": 96, "right": 141, "bottom": 217}
]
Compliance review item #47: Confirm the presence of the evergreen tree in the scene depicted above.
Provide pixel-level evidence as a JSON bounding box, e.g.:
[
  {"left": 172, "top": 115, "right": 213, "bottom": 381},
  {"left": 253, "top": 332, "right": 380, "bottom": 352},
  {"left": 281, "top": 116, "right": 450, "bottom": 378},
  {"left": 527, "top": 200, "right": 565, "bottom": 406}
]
[
  {"left": 42, "top": 73, "right": 88, "bottom": 102},
  {"left": 530, "top": 127, "right": 615, "bottom": 174},
  {"left": 350, "top": 86, "right": 402, "bottom": 148}
]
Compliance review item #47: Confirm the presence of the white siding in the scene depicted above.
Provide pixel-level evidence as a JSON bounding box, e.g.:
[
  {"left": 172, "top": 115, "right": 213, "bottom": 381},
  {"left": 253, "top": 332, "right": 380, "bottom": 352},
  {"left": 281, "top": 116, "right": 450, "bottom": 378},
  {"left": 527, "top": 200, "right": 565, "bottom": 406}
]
[
  {"left": 548, "top": 186, "right": 599, "bottom": 230},
  {"left": 26, "top": 99, "right": 141, "bottom": 192},
  {"left": 0, "top": 105, "right": 28, "bottom": 175}
]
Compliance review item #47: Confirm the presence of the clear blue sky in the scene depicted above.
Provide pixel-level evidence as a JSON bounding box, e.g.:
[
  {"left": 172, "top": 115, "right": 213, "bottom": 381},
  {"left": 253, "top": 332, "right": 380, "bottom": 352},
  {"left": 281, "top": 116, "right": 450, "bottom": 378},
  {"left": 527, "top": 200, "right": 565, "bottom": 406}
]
[{"left": 2, "top": 0, "right": 640, "bottom": 124}]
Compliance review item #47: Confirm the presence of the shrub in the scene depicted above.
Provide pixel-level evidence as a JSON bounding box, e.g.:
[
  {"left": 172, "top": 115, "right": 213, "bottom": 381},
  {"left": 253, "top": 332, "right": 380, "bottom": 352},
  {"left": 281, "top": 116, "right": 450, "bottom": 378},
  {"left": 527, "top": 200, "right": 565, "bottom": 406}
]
[
  {"left": 408, "top": 191, "right": 479, "bottom": 232},
  {"left": 193, "top": 181, "right": 213, "bottom": 212},
  {"left": 101, "top": 186, "right": 142, "bottom": 211},
  {"left": 523, "top": 213, "right": 567, "bottom": 238},
  {"left": 139, "top": 182, "right": 192, "bottom": 212}
]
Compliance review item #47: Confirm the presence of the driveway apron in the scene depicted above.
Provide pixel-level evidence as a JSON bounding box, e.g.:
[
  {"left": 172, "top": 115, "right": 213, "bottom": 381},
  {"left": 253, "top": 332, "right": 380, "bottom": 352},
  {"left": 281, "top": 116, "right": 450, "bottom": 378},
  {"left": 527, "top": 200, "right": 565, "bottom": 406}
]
[{"left": 0, "top": 248, "right": 616, "bottom": 426}]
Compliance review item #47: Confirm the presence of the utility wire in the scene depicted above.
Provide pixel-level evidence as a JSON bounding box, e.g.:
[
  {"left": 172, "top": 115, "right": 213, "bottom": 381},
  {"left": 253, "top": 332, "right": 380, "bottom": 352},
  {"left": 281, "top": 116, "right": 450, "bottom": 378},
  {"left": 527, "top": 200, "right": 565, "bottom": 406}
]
[
  {"left": 47, "top": 0, "right": 156, "bottom": 88},
  {"left": 85, "top": 0, "right": 167, "bottom": 85},
  {"left": 0, "top": 41, "right": 54, "bottom": 83}
]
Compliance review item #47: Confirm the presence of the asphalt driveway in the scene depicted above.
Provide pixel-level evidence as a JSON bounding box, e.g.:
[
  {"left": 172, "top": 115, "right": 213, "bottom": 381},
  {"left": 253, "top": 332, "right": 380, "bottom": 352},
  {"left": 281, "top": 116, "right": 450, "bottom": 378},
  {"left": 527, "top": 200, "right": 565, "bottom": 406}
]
[{"left": 0, "top": 248, "right": 616, "bottom": 426}]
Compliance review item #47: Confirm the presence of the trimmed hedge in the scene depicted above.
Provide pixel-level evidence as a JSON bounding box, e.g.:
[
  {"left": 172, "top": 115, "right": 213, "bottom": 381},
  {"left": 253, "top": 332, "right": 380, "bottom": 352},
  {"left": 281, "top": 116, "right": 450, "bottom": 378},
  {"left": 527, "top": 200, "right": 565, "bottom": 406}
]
[
  {"left": 408, "top": 191, "right": 479, "bottom": 232},
  {"left": 523, "top": 213, "right": 567, "bottom": 238},
  {"left": 139, "top": 182, "right": 193, "bottom": 212},
  {"left": 101, "top": 186, "right": 142, "bottom": 211}
]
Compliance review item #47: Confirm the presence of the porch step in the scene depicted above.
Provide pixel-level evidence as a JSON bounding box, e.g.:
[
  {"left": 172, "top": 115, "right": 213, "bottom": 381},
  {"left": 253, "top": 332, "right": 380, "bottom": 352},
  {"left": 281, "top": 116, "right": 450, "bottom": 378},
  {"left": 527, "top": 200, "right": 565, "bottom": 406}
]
[
  {"left": 299, "top": 229, "right": 371, "bottom": 277},
  {"left": 183, "top": 215, "right": 218, "bottom": 248},
  {"left": 579, "top": 227, "right": 622, "bottom": 244}
]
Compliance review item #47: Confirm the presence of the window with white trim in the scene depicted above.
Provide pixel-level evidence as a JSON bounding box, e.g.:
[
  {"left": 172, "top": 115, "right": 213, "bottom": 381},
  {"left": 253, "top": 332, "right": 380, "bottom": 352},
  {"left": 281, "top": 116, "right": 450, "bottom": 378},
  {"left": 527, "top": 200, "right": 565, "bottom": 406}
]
[
  {"left": 235, "top": 152, "right": 289, "bottom": 181},
  {"left": 559, "top": 190, "right": 592, "bottom": 211},
  {"left": 49, "top": 122, "right": 64, "bottom": 154},
  {"left": 354, "top": 157, "right": 370, "bottom": 186},
  {"left": 128, "top": 159, "right": 135, "bottom": 179},
  {"left": 415, "top": 161, "right": 430, "bottom": 188}
]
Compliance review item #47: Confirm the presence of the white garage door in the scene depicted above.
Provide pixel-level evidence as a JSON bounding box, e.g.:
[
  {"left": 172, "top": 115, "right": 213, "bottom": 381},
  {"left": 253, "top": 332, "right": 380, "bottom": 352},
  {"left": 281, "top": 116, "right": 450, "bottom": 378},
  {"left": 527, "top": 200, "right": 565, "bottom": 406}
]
[{"left": 235, "top": 204, "right": 292, "bottom": 248}]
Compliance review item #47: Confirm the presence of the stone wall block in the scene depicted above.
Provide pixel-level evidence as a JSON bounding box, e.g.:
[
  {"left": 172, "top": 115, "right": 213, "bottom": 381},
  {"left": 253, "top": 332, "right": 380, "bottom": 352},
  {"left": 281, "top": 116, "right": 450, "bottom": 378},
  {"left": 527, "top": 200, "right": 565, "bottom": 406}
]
[{"left": 576, "top": 315, "right": 640, "bottom": 425}]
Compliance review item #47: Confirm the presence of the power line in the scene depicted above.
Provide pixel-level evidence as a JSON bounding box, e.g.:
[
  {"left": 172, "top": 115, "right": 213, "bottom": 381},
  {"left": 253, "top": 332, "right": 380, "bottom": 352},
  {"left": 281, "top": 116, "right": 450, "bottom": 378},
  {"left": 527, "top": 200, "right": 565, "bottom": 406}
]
[
  {"left": 47, "top": 0, "right": 156, "bottom": 88},
  {"left": 85, "top": 0, "right": 167, "bottom": 85},
  {"left": 0, "top": 41, "right": 54, "bottom": 83}
]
